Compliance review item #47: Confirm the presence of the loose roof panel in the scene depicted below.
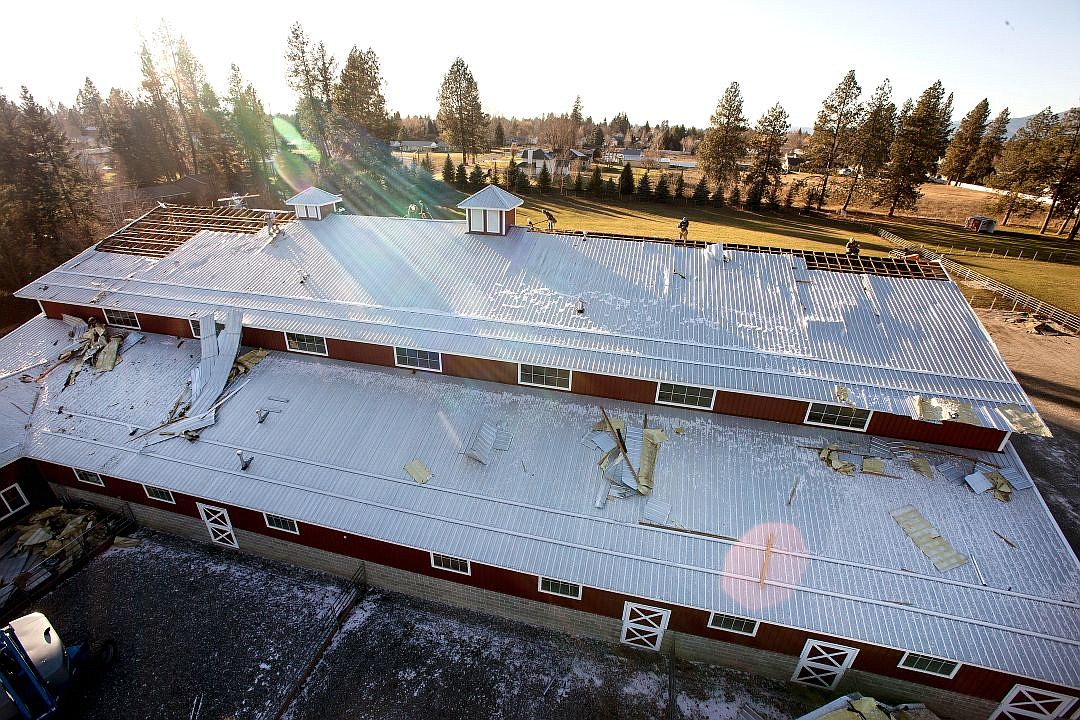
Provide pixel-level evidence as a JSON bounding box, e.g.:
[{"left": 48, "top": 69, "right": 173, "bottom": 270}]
[{"left": 95, "top": 204, "right": 294, "bottom": 258}]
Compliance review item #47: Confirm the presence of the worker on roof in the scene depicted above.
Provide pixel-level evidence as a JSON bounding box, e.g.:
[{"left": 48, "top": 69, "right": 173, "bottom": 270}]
[
  {"left": 678, "top": 217, "right": 689, "bottom": 240},
  {"left": 542, "top": 209, "right": 556, "bottom": 231},
  {"left": 845, "top": 237, "right": 861, "bottom": 256}
]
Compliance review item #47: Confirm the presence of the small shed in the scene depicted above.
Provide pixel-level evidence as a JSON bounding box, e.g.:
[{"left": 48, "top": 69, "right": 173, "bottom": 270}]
[
  {"left": 965, "top": 215, "right": 996, "bottom": 234},
  {"left": 457, "top": 185, "right": 523, "bottom": 235}
]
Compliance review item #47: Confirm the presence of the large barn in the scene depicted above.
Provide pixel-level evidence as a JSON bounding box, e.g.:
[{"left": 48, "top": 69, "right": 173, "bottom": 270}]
[{"left": 1, "top": 185, "right": 1077, "bottom": 719}]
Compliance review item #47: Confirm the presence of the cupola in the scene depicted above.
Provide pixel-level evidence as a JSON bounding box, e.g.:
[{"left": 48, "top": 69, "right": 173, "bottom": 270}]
[
  {"left": 285, "top": 187, "right": 343, "bottom": 220},
  {"left": 456, "top": 185, "right": 523, "bottom": 236}
]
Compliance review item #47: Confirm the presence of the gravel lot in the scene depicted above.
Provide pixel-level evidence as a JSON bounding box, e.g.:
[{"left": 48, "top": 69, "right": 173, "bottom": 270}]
[
  {"left": 31, "top": 530, "right": 349, "bottom": 720},
  {"left": 282, "top": 590, "right": 823, "bottom": 720}
]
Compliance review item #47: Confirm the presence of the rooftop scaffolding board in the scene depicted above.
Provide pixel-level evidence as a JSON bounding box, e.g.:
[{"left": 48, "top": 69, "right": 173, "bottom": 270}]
[
  {"left": 532, "top": 228, "right": 949, "bottom": 281},
  {"left": 95, "top": 204, "right": 295, "bottom": 258}
]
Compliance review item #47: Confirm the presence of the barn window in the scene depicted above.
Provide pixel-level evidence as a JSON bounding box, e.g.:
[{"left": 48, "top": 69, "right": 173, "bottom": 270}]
[
  {"left": 143, "top": 484, "right": 175, "bottom": 504},
  {"left": 898, "top": 652, "right": 961, "bottom": 678},
  {"left": 707, "top": 612, "right": 760, "bottom": 637},
  {"left": 73, "top": 468, "right": 104, "bottom": 486},
  {"left": 395, "top": 347, "right": 442, "bottom": 372},
  {"left": 189, "top": 318, "right": 225, "bottom": 337},
  {"left": 538, "top": 577, "right": 581, "bottom": 599},
  {"left": 519, "top": 364, "right": 571, "bottom": 390},
  {"left": 805, "top": 402, "right": 871, "bottom": 431},
  {"left": 284, "top": 332, "right": 328, "bottom": 356},
  {"left": 656, "top": 382, "right": 714, "bottom": 409},
  {"left": 263, "top": 513, "right": 300, "bottom": 534},
  {"left": 103, "top": 309, "right": 140, "bottom": 329},
  {"left": 0, "top": 484, "right": 29, "bottom": 521},
  {"left": 429, "top": 552, "right": 470, "bottom": 575}
]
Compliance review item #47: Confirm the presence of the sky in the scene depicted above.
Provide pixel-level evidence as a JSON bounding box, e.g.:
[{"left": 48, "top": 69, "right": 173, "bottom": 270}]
[{"left": 2, "top": 0, "right": 1077, "bottom": 129}]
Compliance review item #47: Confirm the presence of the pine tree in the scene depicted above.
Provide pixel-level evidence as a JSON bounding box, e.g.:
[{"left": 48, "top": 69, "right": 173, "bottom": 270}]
[
  {"left": 75, "top": 77, "right": 108, "bottom": 141},
  {"left": 805, "top": 70, "right": 862, "bottom": 208},
  {"left": 711, "top": 187, "right": 725, "bottom": 207},
  {"left": 437, "top": 58, "right": 487, "bottom": 164},
  {"left": 506, "top": 159, "right": 520, "bottom": 190},
  {"left": 673, "top": 174, "right": 685, "bottom": 200},
  {"left": 586, "top": 125, "right": 604, "bottom": 148},
  {"left": 692, "top": 177, "right": 709, "bottom": 204},
  {"left": 784, "top": 179, "right": 802, "bottom": 210},
  {"left": 988, "top": 108, "right": 1061, "bottom": 225},
  {"left": 493, "top": 120, "right": 505, "bottom": 147},
  {"left": 841, "top": 80, "right": 896, "bottom": 212},
  {"left": 514, "top": 170, "right": 531, "bottom": 194},
  {"left": 602, "top": 178, "right": 617, "bottom": 197},
  {"left": 728, "top": 184, "right": 742, "bottom": 207},
  {"left": 573, "top": 172, "right": 584, "bottom": 192},
  {"left": 940, "top": 99, "right": 990, "bottom": 185},
  {"left": 455, "top": 162, "right": 468, "bottom": 190},
  {"left": 636, "top": 171, "right": 652, "bottom": 200},
  {"left": 654, "top": 173, "right": 670, "bottom": 202},
  {"left": 697, "top": 82, "right": 748, "bottom": 190},
  {"left": 286, "top": 22, "right": 333, "bottom": 169},
  {"left": 966, "top": 108, "right": 1010, "bottom": 185},
  {"left": 442, "top": 155, "right": 456, "bottom": 185},
  {"left": 333, "top": 46, "right": 391, "bottom": 139},
  {"left": 587, "top": 166, "right": 603, "bottom": 196},
  {"left": 877, "top": 81, "right": 953, "bottom": 216},
  {"left": 226, "top": 64, "right": 272, "bottom": 194},
  {"left": 743, "top": 103, "right": 790, "bottom": 211},
  {"left": 468, "top": 164, "right": 484, "bottom": 189},
  {"left": 537, "top": 163, "right": 552, "bottom": 193},
  {"left": 618, "top": 162, "right": 634, "bottom": 195}
]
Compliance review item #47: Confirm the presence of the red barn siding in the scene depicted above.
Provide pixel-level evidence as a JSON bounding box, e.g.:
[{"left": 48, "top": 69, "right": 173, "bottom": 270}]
[
  {"left": 326, "top": 338, "right": 395, "bottom": 367},
  {"left": 506, "top": 209, "right": 516, "bottom": 227},
  {"left": 867, "top": 412, "right": 1006, "bottom": 452},
  {"left": 136, "top": 314, "right": 193, "bottom": 337},
  {"left": 442, "top": 355, "right": 518, "bottom": 384},
  {"left": 241, "top": 327, "right": 288, "bottom": 351},
  {"left": 712, "top": 390, "right": 809, "bottom": 425},
  {"left": 572, "top": 371, "right": 657, "bottom": 404},
  {"left": 39, "top": 301, "right": 104, "bottom": 323}
]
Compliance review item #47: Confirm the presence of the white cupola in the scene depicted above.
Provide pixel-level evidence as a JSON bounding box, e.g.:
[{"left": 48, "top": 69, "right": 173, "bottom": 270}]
[
  {"left": 285, "top": 187, "right": 343, "bottom": 220},
  {"left": 456, "top": 185, "right": 523, "bottom": 236}
]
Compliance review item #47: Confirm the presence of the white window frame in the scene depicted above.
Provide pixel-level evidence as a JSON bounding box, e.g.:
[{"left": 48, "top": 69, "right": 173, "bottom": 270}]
[
  {"left": 897, "top": 651, "right": 961, "bottom": 679},
  {"left": 518, "top": 364, "right": 573, "bottom": 391},
  {"left": 991, "top": 684, "right": 1078, "bottom": 720},
  {"left": 197, "top": 503, "right": 240, "bottom": 549},
  {"left": 142, "top": 484, "right": 176, "bottom": 504},
  {"left": 537, "top": 576, "right": 582, "bottom": 600},
  {"left": 263, "top": 512, "right": 300, "bottom": 535},
  {"left": 620, "top": 601, "right": 671, "bottom": 651},
  {"left": 395, "top": 347, "right": 443, "bottom": 373},
  {"left": 72, "top": 468, "right": 104, "bottom": 486},
  {"left": 103, "top": 308, "right": 141, "bottom": 330},
  {"left": 189, "top": 318, "right": 225, "bottom": 338},
  {"left": 791, "top": 639, "right": 859, "bottom": 690},
  {"left": 655, "top": 382, "right": 716, "bottom": 410},
  {"left": 803, "top": 402, "right": 873, "bottom": 432},
  {"left": 0, "top": 484, "right": 29, "bottom": 521},
  {"left": 429, "top": 551, "right": 471, "bottom": 575},
  {"left": 283, "top": 332, "right": 329, "bottom": 356},
  {"left": 707, "top": 611, "right": 760, "bottom": 637}
]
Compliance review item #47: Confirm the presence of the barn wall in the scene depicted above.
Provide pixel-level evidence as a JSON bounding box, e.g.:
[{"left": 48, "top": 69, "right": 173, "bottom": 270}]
[
  {"left": 37, "top": 306, "right": 1012, "bottom": 452},
  {"left": 867, "top": 413, "right": 1006, "bottom": 452},
  {"left": 38, "top": 459, "right": 1077, "bottom": 708},
  {"left": 0, "top": 459, "right": 53, "bottom": 527},
  {"left": 712, "top": 390, "right": 809, "bottom": 425}
]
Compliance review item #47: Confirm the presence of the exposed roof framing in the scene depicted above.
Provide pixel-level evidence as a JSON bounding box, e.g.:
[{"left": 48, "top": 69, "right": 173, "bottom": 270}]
[
  {"left": 534, "top": 228, "right": 948, "bottom": 281},
  {"left": 96, "top": 204, "right": 295, "bottom": 258}
]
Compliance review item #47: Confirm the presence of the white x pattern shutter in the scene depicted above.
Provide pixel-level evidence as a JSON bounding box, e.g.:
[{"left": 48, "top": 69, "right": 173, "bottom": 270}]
[
  {"left": 991, "top": 685, "right": 1078, "bottom": 720},
  {"left": 791, "top": 639, "right": 859, "bottom": 690},
  {"left": 197, "top": 503, "right": 239, "bottom": 549},
  {"left": 620, "top": 602, "right": 671, "bottom": 651}
]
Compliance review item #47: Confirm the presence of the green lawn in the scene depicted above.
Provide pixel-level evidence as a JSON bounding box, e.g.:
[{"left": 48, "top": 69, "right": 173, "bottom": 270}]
[{"left": 511, "top": 194, "right": 885, "bottom": 254}]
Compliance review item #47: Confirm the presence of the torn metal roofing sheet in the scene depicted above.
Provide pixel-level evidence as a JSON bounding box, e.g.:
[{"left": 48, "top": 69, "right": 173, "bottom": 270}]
[
  {"left": 16, "top": 214, "right": 1038, "bottom": 428},
  {"left": 14, "top": 321, "right": 1080, "bottom": 687}
]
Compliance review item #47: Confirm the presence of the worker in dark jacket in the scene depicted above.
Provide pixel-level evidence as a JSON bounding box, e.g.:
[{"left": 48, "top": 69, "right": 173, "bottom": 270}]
[
  {"left": 542, "top": 209, "right": 557, "bottom": 231},
  {"left": 845, "top": 237, "right": 861, "bottom": 256},
  {"left": 678, "top": 217, "right": 689, "bottom": 240}
]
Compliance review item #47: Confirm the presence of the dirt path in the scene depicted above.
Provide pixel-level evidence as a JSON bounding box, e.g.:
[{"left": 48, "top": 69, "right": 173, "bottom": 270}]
[{"left": 978, "top": 310, "right": 1080, "bottom": 553}]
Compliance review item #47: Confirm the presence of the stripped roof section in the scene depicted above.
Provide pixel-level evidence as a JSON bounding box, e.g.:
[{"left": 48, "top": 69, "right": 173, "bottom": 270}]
[{"left": 95, "top": 204, "right": 295, "bottom": 258}]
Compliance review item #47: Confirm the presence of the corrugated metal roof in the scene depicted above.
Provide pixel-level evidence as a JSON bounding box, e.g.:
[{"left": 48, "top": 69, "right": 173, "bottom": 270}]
[
  {"left": 285, "top": 187, "right": 342, "bottom": 205},
  {"left": 16, "top": 215, "right": 1037, "bottom": 429},
  {"left": 13, "top": 321, "right": 1080, "bottom": 687}
]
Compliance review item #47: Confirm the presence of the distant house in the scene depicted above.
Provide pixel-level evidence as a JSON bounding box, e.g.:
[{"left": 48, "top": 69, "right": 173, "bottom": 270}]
[
  {"left": 392, "top": 139, "right": 446, "bottom": 153},
  {"left": 517, "top": 148, "right": 567, "bottom": 177},
  {"left": 619, "top": 148, "right": 644, "bottom": 163},
  {"left": 782, "top": 149, "right": 807, "bottom": 171},
  {"left": 565, "top": 148, "right": 591, "bottom": 172}
]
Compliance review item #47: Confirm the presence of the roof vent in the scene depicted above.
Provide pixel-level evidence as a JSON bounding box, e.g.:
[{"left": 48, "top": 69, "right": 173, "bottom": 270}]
[{"left": 285, "top": 187, "right": 342, "bottom": 221}]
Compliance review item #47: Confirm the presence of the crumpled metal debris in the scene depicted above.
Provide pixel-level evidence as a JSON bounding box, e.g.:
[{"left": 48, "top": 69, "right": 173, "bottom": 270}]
[{"left": 819, "top": 444, "right": 856, "bottom": 474}]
